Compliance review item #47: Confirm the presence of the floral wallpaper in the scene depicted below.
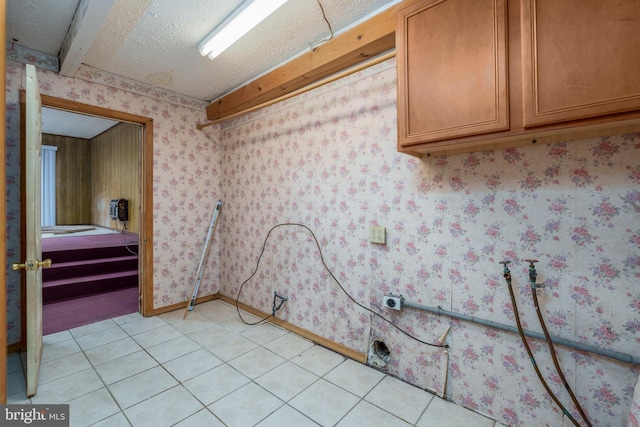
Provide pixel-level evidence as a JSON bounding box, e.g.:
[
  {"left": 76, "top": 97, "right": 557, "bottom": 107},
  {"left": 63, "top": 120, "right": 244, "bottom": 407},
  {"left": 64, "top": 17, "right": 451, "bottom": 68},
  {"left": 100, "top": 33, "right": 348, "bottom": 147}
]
[
  {"left": 630, "top": 381, "right": 640, "bottom": 427},
  {"left": 5, "top": 51, "right": 640, "bottom": 425},
  {"left": 219, "top": 58, "right": 640, "bottom": 426},
  {"left": 5, "top": 60, "right": 222, "bottom": 344},
  {"left": 6, "top": 43, "right": 58, "bottom": 73}
]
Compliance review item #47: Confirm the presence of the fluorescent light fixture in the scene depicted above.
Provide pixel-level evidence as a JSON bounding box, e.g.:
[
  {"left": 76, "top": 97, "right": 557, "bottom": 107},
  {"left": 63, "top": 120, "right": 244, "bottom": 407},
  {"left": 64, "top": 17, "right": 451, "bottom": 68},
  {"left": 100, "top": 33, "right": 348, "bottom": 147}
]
[{"left": 199, "top": 0, "right": 289, "bottom": 59}]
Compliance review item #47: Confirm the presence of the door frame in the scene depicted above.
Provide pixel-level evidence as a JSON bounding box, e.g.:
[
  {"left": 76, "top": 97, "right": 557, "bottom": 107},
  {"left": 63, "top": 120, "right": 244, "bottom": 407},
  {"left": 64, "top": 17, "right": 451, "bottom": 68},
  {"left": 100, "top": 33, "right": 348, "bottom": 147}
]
[
  {"left": 1, "top": 0, "right": 7, "bottom": 404},
  {"left": 19, "top": 94, "right": 154, "bottom": 348}
]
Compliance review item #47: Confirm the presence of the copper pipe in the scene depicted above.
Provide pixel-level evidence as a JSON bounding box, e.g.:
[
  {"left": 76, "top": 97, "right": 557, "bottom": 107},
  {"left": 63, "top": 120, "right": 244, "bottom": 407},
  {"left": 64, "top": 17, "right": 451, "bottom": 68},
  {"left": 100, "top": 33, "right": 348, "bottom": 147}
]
[
  {"left": 500, "top": 261, "right": 581, "bottom": 427},
  {"left": 525, "top": 259, "right": 592, "bottom": 427}
]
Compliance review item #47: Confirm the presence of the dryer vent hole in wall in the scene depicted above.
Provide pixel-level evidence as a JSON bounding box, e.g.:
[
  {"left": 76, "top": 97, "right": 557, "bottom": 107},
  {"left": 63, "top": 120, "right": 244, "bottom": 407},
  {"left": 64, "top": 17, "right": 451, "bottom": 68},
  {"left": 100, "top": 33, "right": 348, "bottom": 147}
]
[{"left": 368, "top": 339, "right": 391, "bottom": 369}]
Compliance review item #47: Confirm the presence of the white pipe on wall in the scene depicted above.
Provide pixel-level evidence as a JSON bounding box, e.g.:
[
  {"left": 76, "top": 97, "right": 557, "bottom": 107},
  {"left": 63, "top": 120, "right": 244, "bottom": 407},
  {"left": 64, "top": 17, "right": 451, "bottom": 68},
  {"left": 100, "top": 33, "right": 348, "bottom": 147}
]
[{"left": 401, "top": 300, "right": 639, "bottom": 365}]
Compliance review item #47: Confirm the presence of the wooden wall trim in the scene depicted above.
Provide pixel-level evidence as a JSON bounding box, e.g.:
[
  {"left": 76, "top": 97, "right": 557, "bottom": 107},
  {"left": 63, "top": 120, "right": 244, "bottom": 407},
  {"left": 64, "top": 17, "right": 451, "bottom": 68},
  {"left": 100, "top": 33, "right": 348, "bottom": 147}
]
[
  {"left": 199, "top": 51, "right": 396, "bottom": 129},
  {"left": 124, "top": 292, "right": 368, "bottom": 364},
  {"left": 1, "top": 0, "right": 7, "bottom": 404},
  {"left": 40, "top": 95, "right": 151, "bottom": 124},
  {"left": 18, "top": 91, "right": 27, "bottom": 352},
  {"left": 37, "top": 96, "right": 155, "bottom": 318},
  {"left": 205, "top": 0, "right": 422, "bottom": 122},
  {"left": 139, "top": 120, "right": 153, "bottom": 316},
  {"left": 6, "top": 343, "right": 21, "bottom": 355},
  {"left": 215, "top": 294, "right": 367, "bottom": 364},
  {"left": 150, "top": 294, "right": 217, "bottom": 317}
]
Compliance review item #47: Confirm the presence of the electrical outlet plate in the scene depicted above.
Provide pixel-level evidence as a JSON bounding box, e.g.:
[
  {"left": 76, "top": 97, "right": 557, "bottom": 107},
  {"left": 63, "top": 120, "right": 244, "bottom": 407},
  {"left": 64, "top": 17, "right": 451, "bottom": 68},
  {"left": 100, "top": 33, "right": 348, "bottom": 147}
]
[
  {"left": 383, "top": 295, "right": 402, "bottom": 310},
  {"left": 370, "top": 226, "right": 386, "bottom": 244}
]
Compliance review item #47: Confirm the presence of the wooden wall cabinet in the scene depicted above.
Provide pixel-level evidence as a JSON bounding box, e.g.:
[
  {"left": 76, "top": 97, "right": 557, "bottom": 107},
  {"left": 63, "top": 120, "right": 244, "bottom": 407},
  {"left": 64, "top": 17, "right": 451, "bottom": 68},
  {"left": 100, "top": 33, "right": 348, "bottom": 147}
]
[
  {"left": 397, "top": 0, "right": 509, "bottom": 145},
  {"left": 397, "top": 0, "right": 640, "bottom": 156},
  {"left": 522, "top": 0, "right": 640, "bottom": 127}
]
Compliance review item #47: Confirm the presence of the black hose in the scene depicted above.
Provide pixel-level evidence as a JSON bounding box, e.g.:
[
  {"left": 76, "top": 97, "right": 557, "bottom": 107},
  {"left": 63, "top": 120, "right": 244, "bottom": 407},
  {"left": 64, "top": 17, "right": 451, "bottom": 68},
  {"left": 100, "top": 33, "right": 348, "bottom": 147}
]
[
  {"left": 525, "top": 260, "right": 592, "bottom": 427},
  {"left": 235, "top": 223, "right": 447, "bottom": 348},
  {"left": 500, "top": 261, "right": 581, "bottom": 427}
]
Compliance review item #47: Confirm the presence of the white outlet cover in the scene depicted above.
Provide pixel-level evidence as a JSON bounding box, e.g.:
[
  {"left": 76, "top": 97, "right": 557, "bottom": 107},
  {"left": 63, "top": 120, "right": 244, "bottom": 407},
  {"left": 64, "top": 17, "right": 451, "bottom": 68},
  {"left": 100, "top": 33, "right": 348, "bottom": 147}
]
[{"left": 370, "top": 226, "right": 386, "bottom": 244}]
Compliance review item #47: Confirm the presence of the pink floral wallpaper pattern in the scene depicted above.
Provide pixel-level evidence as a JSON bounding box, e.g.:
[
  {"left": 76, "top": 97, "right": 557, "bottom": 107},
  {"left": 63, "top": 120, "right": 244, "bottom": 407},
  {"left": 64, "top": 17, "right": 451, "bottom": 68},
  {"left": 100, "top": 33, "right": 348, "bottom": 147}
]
[
  {"left": 218, "top": 58, "right": 640, "bottom": 426},
  {"left": 5, "top": 54, "right": 640, "bottom": 426},
  {"left": 5, "top": 60, "right": 221, "bottom": 342}
]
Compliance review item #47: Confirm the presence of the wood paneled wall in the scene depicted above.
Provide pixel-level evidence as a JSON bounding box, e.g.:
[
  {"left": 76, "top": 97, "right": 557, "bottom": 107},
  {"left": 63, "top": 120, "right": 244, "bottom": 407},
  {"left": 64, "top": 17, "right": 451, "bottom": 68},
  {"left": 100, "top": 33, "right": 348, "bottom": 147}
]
[
  {"left": 91, "top": 122, "right": 141, "bottom": 233},
  {"left": 43, "top": 121, "right": 141, "bottom": 232},
  {"left": 43, "top": 134, "right": 92, "bottom": 224}
]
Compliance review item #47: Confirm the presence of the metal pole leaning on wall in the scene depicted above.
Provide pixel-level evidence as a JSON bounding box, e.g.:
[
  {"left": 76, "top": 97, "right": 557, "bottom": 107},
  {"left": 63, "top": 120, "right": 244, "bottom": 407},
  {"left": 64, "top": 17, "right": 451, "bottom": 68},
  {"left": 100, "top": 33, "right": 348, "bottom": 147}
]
[
  {"left": 401, "top": 300, "right": 639, "bottom": 365},
  {"left": 183, "top": 200, "right": 223, "bottom": 319}
]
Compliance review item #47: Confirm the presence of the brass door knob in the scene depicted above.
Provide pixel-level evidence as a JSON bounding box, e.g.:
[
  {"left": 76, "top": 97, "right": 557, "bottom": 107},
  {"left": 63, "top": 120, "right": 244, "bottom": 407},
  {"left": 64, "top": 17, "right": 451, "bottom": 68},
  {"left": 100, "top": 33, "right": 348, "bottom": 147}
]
[
  {"left": 12, "top": 258, "right": 52, "bottom": 271},
  {"left": 11, "top": 262, "right": 25, "bottom": 271}
]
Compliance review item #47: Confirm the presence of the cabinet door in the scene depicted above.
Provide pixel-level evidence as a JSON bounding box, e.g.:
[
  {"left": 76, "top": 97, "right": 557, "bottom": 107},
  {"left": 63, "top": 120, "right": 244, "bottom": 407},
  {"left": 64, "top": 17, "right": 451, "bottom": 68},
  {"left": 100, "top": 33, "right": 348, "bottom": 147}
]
[
  {"left": 522, "top": 0, "right": 640, "bottom": 127},
  {"left": 397, "top": 0, "right": 509, "bottom": 147}
]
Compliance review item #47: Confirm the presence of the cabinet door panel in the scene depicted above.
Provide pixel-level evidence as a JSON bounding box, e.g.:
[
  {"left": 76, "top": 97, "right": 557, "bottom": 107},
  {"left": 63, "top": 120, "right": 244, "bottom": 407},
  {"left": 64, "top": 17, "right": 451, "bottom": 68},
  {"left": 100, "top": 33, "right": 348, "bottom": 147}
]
[
  {"left": 522, "top": 0, "right": 640, "bottom": 127},
  {"left": 397, "top": 0, "right": 509, "bottom": 147}
]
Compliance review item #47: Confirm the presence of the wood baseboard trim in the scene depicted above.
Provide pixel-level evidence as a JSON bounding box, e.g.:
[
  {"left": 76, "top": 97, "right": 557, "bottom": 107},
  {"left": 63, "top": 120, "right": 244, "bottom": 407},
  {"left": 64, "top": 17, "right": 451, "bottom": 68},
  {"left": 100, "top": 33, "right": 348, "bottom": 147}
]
[
  {"left": 215, "top": 294, "right": 367, "bottom": 364},
  {"left": 7, "top": 342, "right": 21, "bottom": 354},
  {"left": 8, "top": 293, "right": 368, "bottom": 363},
  {"left": 150, "top": 294, "right": 219, "bottom": 316}
]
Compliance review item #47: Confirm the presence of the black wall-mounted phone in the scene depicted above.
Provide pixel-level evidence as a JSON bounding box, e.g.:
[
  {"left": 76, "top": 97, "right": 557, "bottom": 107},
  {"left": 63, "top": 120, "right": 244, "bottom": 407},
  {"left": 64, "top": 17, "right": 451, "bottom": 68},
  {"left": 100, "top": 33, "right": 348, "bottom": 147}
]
[{"left": 109, "top": 198, "right": 129, "bottom": 222}]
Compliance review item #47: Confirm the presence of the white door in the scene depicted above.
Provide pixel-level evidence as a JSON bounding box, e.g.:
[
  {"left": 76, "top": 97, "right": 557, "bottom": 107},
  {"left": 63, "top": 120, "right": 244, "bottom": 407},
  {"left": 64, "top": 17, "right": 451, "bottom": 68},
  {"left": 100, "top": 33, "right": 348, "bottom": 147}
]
[{"left": 13, "top": 64, "right": 49, "bottom": 396}]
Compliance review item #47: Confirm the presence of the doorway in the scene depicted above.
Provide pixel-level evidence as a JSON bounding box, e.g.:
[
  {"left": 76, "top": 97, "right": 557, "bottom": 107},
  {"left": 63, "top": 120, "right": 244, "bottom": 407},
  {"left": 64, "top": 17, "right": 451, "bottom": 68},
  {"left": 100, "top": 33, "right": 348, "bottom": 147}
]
[{"left": 20, "top": 94, "right": 154, "bottom": 342}]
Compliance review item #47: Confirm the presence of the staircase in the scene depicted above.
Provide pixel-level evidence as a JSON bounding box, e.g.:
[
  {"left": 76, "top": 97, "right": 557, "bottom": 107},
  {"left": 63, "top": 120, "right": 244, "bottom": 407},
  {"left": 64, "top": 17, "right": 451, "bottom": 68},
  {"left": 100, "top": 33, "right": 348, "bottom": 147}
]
[
  {"left": 43, "top": 256, "right": 138, "bottom": 304},
  {"left": 41, "top": 231, "right": 140, "bottom": 334}
]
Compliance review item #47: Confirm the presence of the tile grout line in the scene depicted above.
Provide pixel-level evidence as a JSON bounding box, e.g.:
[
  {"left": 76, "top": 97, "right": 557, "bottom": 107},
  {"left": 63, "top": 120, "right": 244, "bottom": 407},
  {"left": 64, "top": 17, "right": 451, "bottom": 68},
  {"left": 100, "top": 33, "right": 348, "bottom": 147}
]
[
  {"left": 115, "top": 312, "right": 370, "bottom": 425},
  {"left": 13, "top": 300, "right": 499, "bottom": 426},
  {"left": 75, "top": 318, "right": 142, "bottom": 427},
  {"left": 111, "top": 315, "right": 223, "bottom": 426}
]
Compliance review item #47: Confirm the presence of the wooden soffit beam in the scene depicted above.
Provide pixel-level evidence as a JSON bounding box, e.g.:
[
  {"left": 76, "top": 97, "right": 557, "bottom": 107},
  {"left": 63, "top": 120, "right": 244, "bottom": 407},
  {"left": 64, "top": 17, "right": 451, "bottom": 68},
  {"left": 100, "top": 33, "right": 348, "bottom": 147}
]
[
  {"left": 205, "top": 0, "right": 421, "bottom": 122},
  {"left": 59, "top": 0, "right": 116, "bottom": 77}
]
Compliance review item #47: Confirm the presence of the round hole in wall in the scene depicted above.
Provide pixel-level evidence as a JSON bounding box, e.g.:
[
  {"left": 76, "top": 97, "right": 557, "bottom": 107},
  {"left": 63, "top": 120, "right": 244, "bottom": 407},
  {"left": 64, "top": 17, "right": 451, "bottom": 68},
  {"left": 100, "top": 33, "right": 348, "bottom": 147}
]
[
  {"left": 368, "top": 339, "right": 391, "bottom": 369},
  {"left": 374, "top": 340, "right": 390, "bottom": 358}
]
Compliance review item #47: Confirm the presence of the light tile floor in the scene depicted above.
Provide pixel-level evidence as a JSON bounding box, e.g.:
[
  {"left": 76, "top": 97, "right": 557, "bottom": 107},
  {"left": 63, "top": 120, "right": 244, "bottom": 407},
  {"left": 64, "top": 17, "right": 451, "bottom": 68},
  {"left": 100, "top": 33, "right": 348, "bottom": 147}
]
[{"left": 7, "top": 300, "right": 507, "bottom": 427}]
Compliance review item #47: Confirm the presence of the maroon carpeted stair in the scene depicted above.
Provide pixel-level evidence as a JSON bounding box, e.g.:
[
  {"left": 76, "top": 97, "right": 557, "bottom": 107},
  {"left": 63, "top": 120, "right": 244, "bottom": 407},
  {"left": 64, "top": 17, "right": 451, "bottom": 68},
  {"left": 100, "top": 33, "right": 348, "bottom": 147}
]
[
  {"left": 43, "top": 287, "right": 139, "bottom": 335},
  {"left": 43, "top": 255, "right": 139, "bottom": 282},
  {"left": 42, "top": 231, "right": 140, "bottom": 334}
]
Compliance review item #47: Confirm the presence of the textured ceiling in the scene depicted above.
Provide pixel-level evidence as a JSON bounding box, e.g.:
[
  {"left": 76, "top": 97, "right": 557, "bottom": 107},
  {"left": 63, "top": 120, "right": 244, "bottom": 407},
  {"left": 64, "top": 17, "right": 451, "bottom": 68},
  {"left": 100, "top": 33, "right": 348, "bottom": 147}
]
[
  {"left": 7, "top": 0, "right": 80, "bottom": 56},
  {"left": 8, "top": 0, "right": 399, "bottom": 102}
]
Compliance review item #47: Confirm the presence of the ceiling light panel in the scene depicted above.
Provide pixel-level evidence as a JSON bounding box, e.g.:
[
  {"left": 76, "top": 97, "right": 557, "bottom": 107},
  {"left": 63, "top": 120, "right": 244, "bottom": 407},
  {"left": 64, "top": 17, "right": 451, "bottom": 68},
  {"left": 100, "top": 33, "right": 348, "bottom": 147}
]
[{"left": 199, "top": 0, "right": 290, "bottom": 59}]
